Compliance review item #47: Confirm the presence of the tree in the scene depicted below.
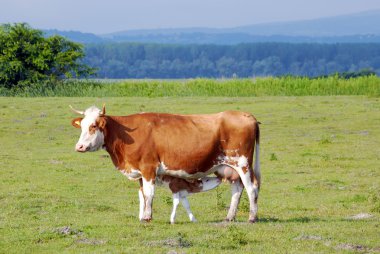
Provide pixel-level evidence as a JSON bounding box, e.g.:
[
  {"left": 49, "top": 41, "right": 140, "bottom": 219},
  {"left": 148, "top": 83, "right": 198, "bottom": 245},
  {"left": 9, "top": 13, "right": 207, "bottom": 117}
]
[{"left": 0, "top": 23, "right": 95, "bottom": 88}]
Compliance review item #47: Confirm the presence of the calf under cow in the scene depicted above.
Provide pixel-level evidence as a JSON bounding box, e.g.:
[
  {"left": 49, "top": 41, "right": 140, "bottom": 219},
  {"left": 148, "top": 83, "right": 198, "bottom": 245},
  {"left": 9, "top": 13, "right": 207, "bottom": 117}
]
[
  {"left": 156, "top": 175, "right": 221, "bottom": 223},
  {"left": 70, "top": 105, "right": 260, "bottom": 223}
]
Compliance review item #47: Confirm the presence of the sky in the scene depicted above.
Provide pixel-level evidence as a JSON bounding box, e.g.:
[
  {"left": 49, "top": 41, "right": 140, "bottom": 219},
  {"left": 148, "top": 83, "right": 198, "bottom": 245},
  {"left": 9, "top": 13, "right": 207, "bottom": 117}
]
[{"left": 1, "top": 0, "right": 380, "bottom": 34}]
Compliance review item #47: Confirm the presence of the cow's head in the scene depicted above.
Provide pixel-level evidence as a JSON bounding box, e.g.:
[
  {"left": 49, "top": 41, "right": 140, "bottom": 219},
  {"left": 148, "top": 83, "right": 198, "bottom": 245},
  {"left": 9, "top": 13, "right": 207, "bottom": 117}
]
[
  {"left": 200, "top": 177, "right": 222, "bottom": 192},
  {"left": 70, "top": 105, "right": 106, "bottom": 152}
]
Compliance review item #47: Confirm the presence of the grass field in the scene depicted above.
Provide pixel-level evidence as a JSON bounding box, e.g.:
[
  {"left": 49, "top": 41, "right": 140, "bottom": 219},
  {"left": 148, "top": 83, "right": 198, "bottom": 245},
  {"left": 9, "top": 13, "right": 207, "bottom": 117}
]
[{"left": 0, "top": 96, "right": 379, "bottom": 253}]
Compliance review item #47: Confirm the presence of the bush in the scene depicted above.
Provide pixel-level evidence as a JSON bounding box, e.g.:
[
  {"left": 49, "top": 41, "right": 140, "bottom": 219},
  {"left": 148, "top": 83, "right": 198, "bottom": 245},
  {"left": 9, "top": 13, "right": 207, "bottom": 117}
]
[{"left": 0, "top": 23, "right": 95, "bottom": 89}]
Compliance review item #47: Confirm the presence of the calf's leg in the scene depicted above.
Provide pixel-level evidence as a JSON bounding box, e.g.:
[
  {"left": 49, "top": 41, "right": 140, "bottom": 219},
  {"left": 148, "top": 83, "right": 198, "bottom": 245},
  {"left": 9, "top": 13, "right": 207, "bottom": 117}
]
[
  {"left": 180, "top": 193, "right": 197, "bottom": 222},
  {"left": 170, "top": 193, "right": 180, "bottom": 224}
]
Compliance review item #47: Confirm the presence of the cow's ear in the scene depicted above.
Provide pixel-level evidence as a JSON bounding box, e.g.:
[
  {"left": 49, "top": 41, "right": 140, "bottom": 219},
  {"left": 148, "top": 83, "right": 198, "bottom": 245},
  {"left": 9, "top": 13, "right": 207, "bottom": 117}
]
[
  {"left": 96, "top": 117, "right": 107, "bottom": 130},
  {"left": 71, "top": 117, "right": 83, "bottom": 128}
]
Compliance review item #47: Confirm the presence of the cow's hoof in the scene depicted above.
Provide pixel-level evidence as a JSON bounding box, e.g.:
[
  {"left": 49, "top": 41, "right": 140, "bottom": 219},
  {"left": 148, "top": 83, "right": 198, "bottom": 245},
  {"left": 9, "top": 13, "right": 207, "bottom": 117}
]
[
  {"left": 224, "top": 218, "right": 235, "bottom": 222},
  {"left": 248, "top": 216, "right": 258, "bottom": 223},
  {"left": 190, "top": 217, "right": 197, "bottom": 223},
  {"left": 141, "top": 217, "right": 152, "bottom": 223}
]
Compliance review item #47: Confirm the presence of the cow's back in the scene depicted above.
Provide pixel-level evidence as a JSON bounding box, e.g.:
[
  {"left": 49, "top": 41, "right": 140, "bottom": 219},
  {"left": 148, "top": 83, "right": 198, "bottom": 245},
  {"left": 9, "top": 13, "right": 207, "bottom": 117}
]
[{"left": 107, "top": 111, "right": 257, "bottom": 175}]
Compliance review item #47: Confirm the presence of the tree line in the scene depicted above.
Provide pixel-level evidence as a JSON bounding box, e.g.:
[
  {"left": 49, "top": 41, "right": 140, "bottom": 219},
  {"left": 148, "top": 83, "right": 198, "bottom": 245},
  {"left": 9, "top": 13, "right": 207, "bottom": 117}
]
[
  {"left": 83, "top": 42, "right": 380, "bottom": 78},
  {"left": 1, "top": 23, "right": 380, "bottom": 89}
]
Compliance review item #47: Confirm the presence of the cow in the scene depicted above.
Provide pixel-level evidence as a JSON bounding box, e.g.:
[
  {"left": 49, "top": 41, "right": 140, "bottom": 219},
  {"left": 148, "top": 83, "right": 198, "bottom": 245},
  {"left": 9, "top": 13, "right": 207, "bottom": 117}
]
[{"left": 70, "top": 105, "right": 261, "bottom": 223}]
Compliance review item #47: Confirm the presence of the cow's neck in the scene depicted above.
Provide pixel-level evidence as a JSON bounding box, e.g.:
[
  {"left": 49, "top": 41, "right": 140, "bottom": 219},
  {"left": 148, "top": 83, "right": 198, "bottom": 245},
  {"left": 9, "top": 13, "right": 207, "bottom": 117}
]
[{"left": 102, "top": 116, "right": 130, "bottom": 170}]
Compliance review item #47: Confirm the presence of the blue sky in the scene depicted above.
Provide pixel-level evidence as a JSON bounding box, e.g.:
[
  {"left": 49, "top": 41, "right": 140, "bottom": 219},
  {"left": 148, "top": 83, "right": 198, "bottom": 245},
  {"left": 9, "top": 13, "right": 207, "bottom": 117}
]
[{"left": 1, "top": 0, "right": 380, "bottom": 34}]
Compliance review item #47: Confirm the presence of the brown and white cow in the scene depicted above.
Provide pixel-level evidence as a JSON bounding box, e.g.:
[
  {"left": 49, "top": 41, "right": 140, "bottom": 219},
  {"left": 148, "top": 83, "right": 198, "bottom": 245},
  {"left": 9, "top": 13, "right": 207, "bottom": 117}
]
[{"left": 70, "top": 105, "right": 260, "bottom": 222}]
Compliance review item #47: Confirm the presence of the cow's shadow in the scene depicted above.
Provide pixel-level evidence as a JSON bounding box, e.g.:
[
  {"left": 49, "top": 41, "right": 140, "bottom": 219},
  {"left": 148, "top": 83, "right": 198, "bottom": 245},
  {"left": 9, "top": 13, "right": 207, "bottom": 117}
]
[
  {"left": 206, "top": 216, "right": 324, "bottom": 224},
  {"left": 258, "top": 216, "right": 323, "bottom": 223}
]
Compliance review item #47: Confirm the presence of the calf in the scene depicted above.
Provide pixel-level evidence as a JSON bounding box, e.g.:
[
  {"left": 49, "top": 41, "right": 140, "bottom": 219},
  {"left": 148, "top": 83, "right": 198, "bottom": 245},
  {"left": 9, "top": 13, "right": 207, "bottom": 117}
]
[{"left": 154, "top": 176, "right": 221, "bottom": 223}]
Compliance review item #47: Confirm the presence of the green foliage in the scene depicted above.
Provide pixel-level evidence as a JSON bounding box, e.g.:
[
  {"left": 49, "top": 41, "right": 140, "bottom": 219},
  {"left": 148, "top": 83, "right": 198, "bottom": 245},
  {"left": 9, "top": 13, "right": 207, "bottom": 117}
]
[
  {"left": 216, "top": 187, "right": 226, "bottom": 210},
  {"left": 338, "top": 69, "right": 377, "bottom": 79},
  {"left": 221, "top": 225, "right": 249, "bottom": 249},
  {"left": 369, "top": 191, "right": 380, "bottom": 213},
  {"left": 319, "top": 136, "right": 332, "bottom": 144},
  {"left": 0, "top": 23, "right": 95, "bottom": 88},
  {"left": 1, "top": 76, "right": 379, "bottom": 97},
  {"left": 316, "top": 68, "right": 377, "bottom": 79},
  {"left": 269, "top": 153, "right": 278, "bottom": 161}
]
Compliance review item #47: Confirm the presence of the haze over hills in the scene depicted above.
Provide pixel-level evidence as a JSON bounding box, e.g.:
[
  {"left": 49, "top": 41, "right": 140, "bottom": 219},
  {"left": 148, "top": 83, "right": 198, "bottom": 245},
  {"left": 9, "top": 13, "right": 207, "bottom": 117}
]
[
  {"left": 44, "top": 9, "right": 380, "bottom": 44},
  {"left": 43, "top": 29, "right": 105, "bottom": 43},
  {"left": 230, "top": 9, "right": 380, "bottom": 36}
]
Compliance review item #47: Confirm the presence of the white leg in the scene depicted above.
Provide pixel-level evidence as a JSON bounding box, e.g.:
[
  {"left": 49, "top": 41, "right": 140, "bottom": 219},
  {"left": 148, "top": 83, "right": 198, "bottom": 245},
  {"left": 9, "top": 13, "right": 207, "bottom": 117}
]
[
  {"left": 225, "top": 180, "right": 244, "bottom": 221},
  {"left": 142, "top": 177, "right": 155, "bottom": 221},
  {"left": 170, "top": 193, "right": 180, "bottom": 224},
  {"left": 138, "top": 188, "right": 145, "bottom": 221},
  {"left": 235, "top": 167, "right": 259, "bottom": 222},
  {"left": 179, "top": 191, "right": 196, "bottom": 222}
]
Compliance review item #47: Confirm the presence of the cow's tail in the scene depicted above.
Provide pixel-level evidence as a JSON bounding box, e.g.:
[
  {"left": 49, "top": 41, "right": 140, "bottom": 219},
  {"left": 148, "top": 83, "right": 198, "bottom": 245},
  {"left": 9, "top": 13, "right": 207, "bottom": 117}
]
[{"left": 253, "top": 121, "right": 261, "bottom": 189}]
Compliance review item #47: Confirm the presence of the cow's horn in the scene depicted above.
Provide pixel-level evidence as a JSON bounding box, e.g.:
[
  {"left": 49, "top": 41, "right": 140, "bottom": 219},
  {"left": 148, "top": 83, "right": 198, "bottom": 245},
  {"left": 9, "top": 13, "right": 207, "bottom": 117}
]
[
  {"left": 69, "top": 105, "right": 84, "bottom": 115},
  {"left": 100, "top": 103, "right": 106, "bottom": 116}
]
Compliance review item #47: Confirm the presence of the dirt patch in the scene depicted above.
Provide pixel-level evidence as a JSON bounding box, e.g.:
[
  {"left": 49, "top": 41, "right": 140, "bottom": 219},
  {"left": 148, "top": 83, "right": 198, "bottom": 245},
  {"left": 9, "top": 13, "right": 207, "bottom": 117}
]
[
  {"left": 335, "top": 243, "right": 380, "bottom": 252},
  {"left": 348, "top": 213, "right": 373, "bottom": 220},
  {"left": 167, "top": 250, "right": 186, "bottom": 254},
  {"left": 358, "top": 130, "right": 369, "bottom": 136},
  {"left": 294, "top": 233, "right": 379, "bottom": 253},
  {"left": 55, "top": 226, "right": 106, "bottom": 245},
  {"left": 146, "top": 238, "right": 181, "bottom": 248},
  {"left": 336, "top": 243, "right": 368, "bottom": 252},
  {"left": 50, "top": 159, "right": 63, "bottom": 165},
  {"left": 294, "top": 234, "right": 324, "bottom": 241},
  {"left": 76, "top": 238, "right": 106, "bottom": 245},
  {"left": 55, "top": 226, "right": 83, "bottom": 237},
  {"left": 146, "top": 235, "right": 191, "bottom": 248}
]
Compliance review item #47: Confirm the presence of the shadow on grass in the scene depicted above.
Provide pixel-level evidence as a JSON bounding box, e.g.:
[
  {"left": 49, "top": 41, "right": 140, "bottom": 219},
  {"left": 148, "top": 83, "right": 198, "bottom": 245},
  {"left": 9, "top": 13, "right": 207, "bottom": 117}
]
[
  {"left": 207, "top": 216, "right": 325, "bottom": 224},
  {"left": 259, "top": 216, "right": 323, "bottom": 223}
]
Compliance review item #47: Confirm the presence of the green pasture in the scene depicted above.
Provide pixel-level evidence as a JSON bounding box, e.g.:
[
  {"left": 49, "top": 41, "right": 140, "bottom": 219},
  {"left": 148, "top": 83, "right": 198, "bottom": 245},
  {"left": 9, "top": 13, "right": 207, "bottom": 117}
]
[{"left": 0, "top": 96, "right": 379, "bottom": 253}]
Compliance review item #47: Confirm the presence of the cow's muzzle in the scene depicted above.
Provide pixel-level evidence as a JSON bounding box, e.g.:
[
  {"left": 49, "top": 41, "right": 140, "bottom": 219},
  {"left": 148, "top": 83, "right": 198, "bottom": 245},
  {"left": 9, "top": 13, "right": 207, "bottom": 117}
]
[{"left": 75, "top": 143, "right": 88, "bottom": 152}]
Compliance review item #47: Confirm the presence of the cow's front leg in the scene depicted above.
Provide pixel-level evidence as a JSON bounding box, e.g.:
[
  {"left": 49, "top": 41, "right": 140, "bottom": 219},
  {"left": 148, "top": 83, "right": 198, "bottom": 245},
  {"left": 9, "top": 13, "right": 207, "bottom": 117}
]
[
  {"left": 138, "top": 179, "right": 145, "bottom": 221},
  {"left": 142, "top": 176, "right": 155, "bottom": 222}
]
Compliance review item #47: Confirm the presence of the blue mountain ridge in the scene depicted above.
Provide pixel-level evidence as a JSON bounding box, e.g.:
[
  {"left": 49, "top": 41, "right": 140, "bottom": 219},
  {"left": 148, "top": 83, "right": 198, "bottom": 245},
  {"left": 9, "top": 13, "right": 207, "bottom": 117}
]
[{"left": 43, "top": 9, "right": 380, "bottom": 44}]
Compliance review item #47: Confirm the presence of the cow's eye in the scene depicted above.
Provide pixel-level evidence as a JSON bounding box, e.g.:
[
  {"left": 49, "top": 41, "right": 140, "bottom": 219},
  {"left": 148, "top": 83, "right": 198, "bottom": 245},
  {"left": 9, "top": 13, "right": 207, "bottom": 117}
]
[{"left": 89, "top": 124, "right": 97, "bottom": 134}]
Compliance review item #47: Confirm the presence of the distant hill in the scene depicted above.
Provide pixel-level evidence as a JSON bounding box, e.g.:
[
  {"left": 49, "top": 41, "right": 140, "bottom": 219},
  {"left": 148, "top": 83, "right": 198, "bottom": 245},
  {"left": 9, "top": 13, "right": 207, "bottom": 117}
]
[
  {"left": 231, "top": 9, "right": 380, "bottom": 36},
  {"left": 99, "top": 33, "right": 380, "bottom": 44},
  {"left": 43, "top": 29, "right": 106, "bottom": 44},
  {"left": 45, "top": 10, "right": 380, "bottom": 44}
]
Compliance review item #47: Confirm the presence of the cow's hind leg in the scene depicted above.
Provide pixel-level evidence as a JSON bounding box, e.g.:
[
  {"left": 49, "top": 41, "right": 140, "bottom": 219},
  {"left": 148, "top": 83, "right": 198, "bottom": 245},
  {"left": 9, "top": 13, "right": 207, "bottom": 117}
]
[
  {"left": 235, "top": 166, "right": 259, "bottom": 223},
  {"left": 225, "top": 180, "right": 244, "bottom": 221}
]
